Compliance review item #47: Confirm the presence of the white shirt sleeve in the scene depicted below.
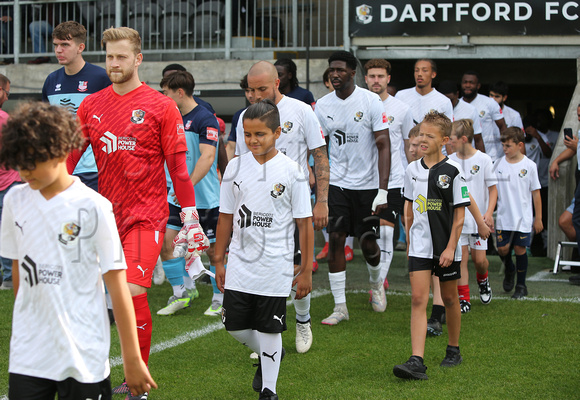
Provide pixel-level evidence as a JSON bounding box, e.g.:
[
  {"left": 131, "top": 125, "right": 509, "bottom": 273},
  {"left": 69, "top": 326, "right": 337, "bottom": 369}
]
[
  {"left": 235, "top": 110, "right": 248, "bottom": 156},
  {"left": 403, "top": 164, "right": 414, "bottom": 202},
  {"left": 94, "top": 199, "right": 126, "bottom": 275},
  {"left": 484, "top": 156, "right": 498, "bottom": 187},
  {"left": 472, "top": 108, "right": 483, "bottom": 136},
  {"left": 315, "top": 103, "right": 330, "bottom": 138},
  {"left": 490, "top": 100, "right": 504, "bottom": 122},
  {"left": 303, "top": 106, "right": 326, "bottom": 150},
  {"left": 453, "top": 170, "right": 471, "bottom": 207},
  {"left": 219, "top": 158, "right": 238, "bottom": 214},
  {"left": 370, "top": 95, "right": 389, "bottom": 132},
  {"left": 0, "top": 190, "right": 17, "bottom": 259},
  {"left": 529, "top": 161, "right": 542, "bottom": 192},
  {"left": 291, "top": 164, "right": 314, "bottom": 219},
  {"left": 401, "top": 107, "right": 414, "bottom": 140}
]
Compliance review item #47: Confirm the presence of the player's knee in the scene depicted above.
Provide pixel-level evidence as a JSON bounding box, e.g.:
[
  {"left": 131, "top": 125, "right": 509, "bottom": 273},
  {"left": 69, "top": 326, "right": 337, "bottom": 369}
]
[
  {"left": 513, "top": 245, "right": 526, "bottom": 256},
  {"left": 497, "top": 246, "right": 509, "bottom": 257},
  {"left": 359, "top": 236, "right": 379, "bottom": 258},
  {"left": 441, "top": 292, "right": 457, "bottom": 307},
  {"left": 410, "top": 292, "right": 429, "bottom": 309}
]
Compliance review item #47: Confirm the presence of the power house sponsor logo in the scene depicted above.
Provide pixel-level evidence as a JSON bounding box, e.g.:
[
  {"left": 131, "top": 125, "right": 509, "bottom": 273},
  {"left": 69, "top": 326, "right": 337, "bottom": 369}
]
[
  {"left": 21, "top": 255, "right": 63, "bottom": 287},
  {"left": 100, "top": 131, "right": 137, "bottom": 153},
  {"left": 414, "top": 194, "right": 443, "bottom": 213},
  {"left": 333, "top": 129, "right": 359, "bottom": 146},
  {"left": 238, "top": 204, "right": 274, "bottom": 228}
]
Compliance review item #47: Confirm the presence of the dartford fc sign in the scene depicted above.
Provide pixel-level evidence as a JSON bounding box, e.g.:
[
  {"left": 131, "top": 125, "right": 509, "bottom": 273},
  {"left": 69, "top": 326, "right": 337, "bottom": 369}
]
[{"left": 350, "top": 1, "right": 580, "bottom": 36}]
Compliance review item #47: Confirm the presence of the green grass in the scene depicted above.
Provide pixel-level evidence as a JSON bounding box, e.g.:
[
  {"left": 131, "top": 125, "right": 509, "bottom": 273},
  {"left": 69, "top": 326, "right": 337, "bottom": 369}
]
[{"left": 0, "top": 248, "right": 579, "bottom": 399}]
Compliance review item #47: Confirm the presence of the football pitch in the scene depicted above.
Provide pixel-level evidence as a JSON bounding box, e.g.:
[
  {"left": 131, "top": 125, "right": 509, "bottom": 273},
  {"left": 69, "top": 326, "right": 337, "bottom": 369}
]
[{"left": 0, "top": 247, "right": 578, "bottom": 399}]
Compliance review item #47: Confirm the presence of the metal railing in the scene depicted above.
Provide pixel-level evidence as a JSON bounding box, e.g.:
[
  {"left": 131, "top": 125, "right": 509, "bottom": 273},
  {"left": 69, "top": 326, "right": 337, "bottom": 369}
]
[{"left": 0, "top": 0, "right": 346, "bottom": 63}]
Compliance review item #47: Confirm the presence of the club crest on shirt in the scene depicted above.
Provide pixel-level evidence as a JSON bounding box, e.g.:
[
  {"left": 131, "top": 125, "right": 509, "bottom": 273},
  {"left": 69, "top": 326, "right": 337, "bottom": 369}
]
[
  {"left": 479, "top": 110, "right": 486, "bottom": 118},
  {"left": 437, "top": 174, "right": 451, "bottom": 189},
  {"left": 282, "top": 121, "right": 293, "bottom": 134},
  {"left": 58, "top": 222, "right": 81, "bottom": 245},
  {"left": 77, "top": 80, "right": 88, "bottom": 92},
  {"left": 271, "top": 183, "right": 286, "bottom": 198},
  {"left": 131, "top": 109, "right": 145, "bottom": 124},
  {"left": 519, "top": 169, "right": 528, "bottom": 178},
  {"left": 387, "top": 115, "right": 395, "bottom": 124},
  {"left": 185, "top": 120, "right": 192, "bottom": 130},
  {"left": 470, "top": 165, "right": 480, "bottom": 175},
  {"left": 354, "top": 111, "right": 364, "bottom": 122}
]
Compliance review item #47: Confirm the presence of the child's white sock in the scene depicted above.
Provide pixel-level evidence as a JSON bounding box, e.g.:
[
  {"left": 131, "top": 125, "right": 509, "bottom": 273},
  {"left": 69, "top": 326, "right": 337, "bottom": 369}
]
[
  {"left": 229, "top": 329, "right": 260, "bottom": 353},
  {"left": 258, "top": 332, "right": 283, "bottom": 394},
  {"left": 378, "top": 225, "right": 394, "bottom": 282},
  {"left": 291, "top": 284, "right": 311, "bottom": 322}
]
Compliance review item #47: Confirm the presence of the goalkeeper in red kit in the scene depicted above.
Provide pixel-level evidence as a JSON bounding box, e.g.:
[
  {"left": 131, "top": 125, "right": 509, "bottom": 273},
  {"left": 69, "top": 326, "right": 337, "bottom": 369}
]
[{"left": 67, "top": 27, "right": 208, "bottom": 400}]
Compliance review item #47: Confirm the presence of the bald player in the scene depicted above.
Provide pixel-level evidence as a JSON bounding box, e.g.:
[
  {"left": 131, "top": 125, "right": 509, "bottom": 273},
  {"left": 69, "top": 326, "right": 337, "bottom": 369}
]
[{"left": 234, "top": 61, "right": 329, "bottom": 354}]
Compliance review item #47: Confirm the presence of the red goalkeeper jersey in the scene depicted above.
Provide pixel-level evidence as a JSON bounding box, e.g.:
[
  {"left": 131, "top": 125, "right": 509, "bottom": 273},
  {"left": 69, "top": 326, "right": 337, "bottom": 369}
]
[{"left": 74, "top": 84, "right": 187, "bottom": 237}]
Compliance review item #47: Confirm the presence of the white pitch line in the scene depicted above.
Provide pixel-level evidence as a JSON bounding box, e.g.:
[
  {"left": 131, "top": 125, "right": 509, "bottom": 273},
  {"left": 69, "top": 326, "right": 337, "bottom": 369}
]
[
  {"left": 109, "top": 288, "right": 334, "bottom": 368},
  {"left": 108, "top": 287, "right": 579, "bottom": 368},
  {"left": 2, "top": 288, "right": 577, "bottom": 400},
  {"left": 528, "top": 270, "right": 569, "bottom": 283},
  {"left": 110, "top": 322, "right": 224, "bottom": 368}
]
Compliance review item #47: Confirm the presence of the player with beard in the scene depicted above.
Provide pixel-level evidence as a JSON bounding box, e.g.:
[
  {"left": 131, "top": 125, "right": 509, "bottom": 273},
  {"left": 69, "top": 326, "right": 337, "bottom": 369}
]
[
  {"left": 68, "top": 27, "right": 209, "bottom": 400},
  {"left": 461, "top": 71, "right": 507, "bottom": 160},
  {"left": 315, "top": 51, "right": 391, "bottom": 324},
  {"left": 364, "top": 58, "right": 413, "bottom": 299}
]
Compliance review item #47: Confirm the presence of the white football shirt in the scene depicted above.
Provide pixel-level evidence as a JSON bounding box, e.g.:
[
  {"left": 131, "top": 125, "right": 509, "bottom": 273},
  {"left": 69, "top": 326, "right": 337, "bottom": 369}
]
[
  {"left": 315, "top": 86, "right": 389, "bottom": 190},
  {"left": 395, "top": 87, "right": 454, "bottom": 124},
  {"left": 0, "top": 178, "right": 126, "bottom": 383},
  {"left": 449, "top": 151, "right": 497, "bottom": 234},
  {"left": 453, "top": 99, "right": 483, "bottom": 137},
  {"left": 501, "top": 105, "right": 523, "bottom": 129},
  {"left": 383, "top": 95, "right": 413, "bottom": 187},
  {"left": 493, "top": 156, "right": 541, "bottom": 232},
  {"left": 235, "top": 95, "right": 325, "bottom": 179},
  {"left": 462, "top": 93, "right": 504, "bottom": 161},
  {"left": 220, "top": 152, "right": 312, "bottom": 297}
]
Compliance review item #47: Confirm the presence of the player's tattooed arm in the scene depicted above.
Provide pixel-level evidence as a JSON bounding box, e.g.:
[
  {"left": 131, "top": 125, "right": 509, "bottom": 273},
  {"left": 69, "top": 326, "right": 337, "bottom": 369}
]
[{"left": 311, "top": 145, "right": 329, "bottom": 230}]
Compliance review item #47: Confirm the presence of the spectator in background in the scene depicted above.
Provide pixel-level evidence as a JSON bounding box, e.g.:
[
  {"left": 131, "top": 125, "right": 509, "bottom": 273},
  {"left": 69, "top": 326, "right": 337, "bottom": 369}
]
[
  {"left": 323, "top": 67, "right": 332, "bottom": 92},
  {"left": 549, "top": 104, "right": 580, "bottom": 284},
  {"left": 0, "top": 73, "right": 19, "bottom": 290},
  {"left": 0, "top": 1, "right": 13, "bottom": 64},
  {"left": 275, "top": 58, "right": 315, "bottom": 107}
]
